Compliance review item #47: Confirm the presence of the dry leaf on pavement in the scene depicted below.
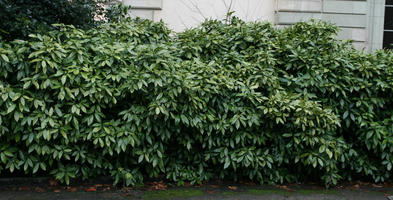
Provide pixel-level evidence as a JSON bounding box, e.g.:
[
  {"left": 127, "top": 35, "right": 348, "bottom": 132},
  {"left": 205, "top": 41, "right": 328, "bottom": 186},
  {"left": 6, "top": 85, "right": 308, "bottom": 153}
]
[
  {"left": 67, "top": 187, "right": 77, "bottom": 192},
  {"left": 34, "top": 187, "right": 45, "bottom": 193},
  {"left": 18, "top": 186, "right": 30, "bottom": 191},
  {"left": 372, "top": 184, "right": 383, "bottom": 188},
  {"left": 149, "top": 181, "right": 167, "bottom": 190},
  {"left": 49, "top": 179, "right": 58, "bottom": 187},
  {"left": 276, "top": 185, "right": 295, "bottom": 192},
  {"left": 86, "top": 187, "right": 97, "bottom": 192},
  {"left": 228, "top": 186, "right": 238, "bottom": 190}
]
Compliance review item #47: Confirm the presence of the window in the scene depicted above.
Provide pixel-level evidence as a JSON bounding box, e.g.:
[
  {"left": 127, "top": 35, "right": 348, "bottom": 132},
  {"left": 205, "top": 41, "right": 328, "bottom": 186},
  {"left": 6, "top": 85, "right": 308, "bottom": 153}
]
[{"left": 384, "top": 0, "right": 393, "bottom": 48}]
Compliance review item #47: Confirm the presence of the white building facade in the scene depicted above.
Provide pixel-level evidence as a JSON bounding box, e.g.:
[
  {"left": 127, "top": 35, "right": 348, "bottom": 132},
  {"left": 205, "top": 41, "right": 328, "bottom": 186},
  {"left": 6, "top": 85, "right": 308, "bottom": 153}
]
[{"left": 122, "top": 0, "right": 388, "bottom": 51}]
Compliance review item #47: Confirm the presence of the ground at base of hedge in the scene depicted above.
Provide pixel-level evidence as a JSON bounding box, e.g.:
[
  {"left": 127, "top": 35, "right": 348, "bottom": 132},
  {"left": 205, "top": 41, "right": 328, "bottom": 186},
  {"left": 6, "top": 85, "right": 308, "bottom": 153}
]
[{"left": 0, "top": 179, "right": 392, "bottom": 200}]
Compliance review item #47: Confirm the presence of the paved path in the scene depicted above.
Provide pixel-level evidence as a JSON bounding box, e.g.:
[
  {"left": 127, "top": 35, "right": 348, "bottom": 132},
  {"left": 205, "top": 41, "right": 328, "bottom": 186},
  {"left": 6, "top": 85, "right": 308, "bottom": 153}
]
[
  {"left": 0, "top": 180, "right": 391, "bottom": 200},
  {"left": 0, "top": 190, "right": 389, "bottom": 200}
]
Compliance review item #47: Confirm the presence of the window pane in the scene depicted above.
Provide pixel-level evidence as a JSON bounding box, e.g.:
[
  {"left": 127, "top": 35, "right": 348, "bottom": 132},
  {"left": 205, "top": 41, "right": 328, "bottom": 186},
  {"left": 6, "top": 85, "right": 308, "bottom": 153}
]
[
  {"left": 385, "top": 7, "right": 393, "bottom": 29},
  {"left": 383, "top": 31, "right": 393, "bottom": 49}
]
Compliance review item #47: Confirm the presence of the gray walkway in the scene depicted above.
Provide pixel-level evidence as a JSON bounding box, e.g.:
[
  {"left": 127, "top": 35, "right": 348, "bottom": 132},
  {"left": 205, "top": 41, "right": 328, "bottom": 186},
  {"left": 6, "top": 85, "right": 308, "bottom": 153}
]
[
  {"left": 0, "top": 185, "right": 391, "bottom": 200},
  {"left": 0, "top": 190, "right": 389, "bottom": 200}
]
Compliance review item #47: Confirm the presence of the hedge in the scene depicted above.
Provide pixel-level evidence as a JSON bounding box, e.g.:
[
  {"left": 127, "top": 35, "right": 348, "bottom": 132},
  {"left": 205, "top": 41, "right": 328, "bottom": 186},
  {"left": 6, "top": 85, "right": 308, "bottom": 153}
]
[
  {"left": 0, "top": 0, "right": 130, "bottom": 41},
  {"left": 0, "top": 17, "right": 393, "bottom": 187}
]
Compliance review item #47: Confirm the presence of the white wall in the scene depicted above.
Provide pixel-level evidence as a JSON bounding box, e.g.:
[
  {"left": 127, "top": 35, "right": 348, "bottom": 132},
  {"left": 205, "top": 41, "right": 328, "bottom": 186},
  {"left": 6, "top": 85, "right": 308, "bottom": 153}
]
[
  {"left": 123, "top": 0, "right": 275, "bottom": 32},
  {"left": 154, "top": 0, "right": 275, "bottom": 32}
]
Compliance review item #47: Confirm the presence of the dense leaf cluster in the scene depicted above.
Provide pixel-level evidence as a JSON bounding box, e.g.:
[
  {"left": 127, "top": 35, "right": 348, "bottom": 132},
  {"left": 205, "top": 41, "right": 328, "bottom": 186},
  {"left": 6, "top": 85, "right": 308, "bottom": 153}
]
[
  {"left": 0, "top": 0, "right": 128, "bottom": 41},
  {"left": 0, "top": 17, "right": 393, "bottom": 187}
]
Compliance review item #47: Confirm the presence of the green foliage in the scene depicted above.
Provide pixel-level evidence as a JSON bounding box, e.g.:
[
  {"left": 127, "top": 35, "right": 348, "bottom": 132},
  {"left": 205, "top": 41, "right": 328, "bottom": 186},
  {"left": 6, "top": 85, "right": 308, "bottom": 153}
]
[
  {"left": 0, "top": 17, "right": 393, "bottom": 187},
  {"left": 0, "top": 0, "right": 130, "bottom": 41}
]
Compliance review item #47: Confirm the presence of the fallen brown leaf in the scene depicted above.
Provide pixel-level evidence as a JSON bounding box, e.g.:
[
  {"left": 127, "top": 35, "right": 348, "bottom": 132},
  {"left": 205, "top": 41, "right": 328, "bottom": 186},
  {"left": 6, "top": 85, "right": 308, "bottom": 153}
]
[
  {"left": 34, "top": 187, "right": 45, "bottom": 193},
  {"left": 49, "top": 179, "right": 58, "bottom": 187},
  {"left": 86, "top": 187, "right": 97, "bottom": 192},
  {"left": 53, "top": 189, "right": 61, "bottom": 193},
  {"left": 18, "top": 186, "right": 30, "bottom": 191},
  {"left": 372, "top": 184, "right": 383, "bottom": 188},
  {"left": 276, "top": 185, "right": 295, "bottom": 192},
  {"left": 67, "top": 187, "right": 77, "bottom": 192},
  {"left": 228, "top": 186, "right": 238, "bottom": 191},
  {"left": 150, "top": 181, "right": 167, "bottom": 190}
]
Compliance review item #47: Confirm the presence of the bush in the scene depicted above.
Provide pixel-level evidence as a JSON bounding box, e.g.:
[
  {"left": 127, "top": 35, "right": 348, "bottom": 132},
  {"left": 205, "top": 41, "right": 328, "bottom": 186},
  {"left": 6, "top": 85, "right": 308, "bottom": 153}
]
[
  {"left": 0, "top": 17, "right": 392, "bottom": 187},
  {"left": 0, "top": 0, "right": 129, "bottom": 41}
]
